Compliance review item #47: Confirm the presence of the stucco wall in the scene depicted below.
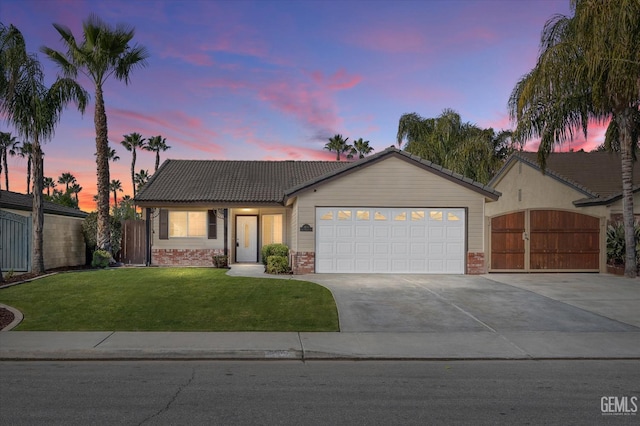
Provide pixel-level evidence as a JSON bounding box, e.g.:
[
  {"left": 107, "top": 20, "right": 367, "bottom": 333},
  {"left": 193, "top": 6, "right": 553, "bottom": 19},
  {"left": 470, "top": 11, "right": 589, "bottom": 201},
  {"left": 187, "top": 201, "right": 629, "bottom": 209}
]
[
  {"left": 3, "top": 208, "right": 86, "bottom": 270},
  {"left": 292, "top": 156, "right": 488, "bottom": 254}
]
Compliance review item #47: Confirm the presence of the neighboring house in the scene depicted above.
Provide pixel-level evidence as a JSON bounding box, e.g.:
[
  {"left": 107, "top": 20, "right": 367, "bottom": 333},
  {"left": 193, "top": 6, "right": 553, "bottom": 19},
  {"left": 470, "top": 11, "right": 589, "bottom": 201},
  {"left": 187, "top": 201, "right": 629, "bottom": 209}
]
[
  {"left": 135, "top": 147, "right": 499, "bottom": 274},
  {"left": 0, "top": 190, "right": 88, "bottom": 273},
  {"left": 486, "top": 151, "right": 640, "bottom": 273}
]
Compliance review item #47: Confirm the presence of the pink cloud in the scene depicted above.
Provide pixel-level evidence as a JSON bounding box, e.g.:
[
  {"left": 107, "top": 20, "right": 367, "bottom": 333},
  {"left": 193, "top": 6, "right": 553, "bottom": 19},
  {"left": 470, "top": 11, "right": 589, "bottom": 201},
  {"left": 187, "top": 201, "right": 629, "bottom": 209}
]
[
  {"left": 346, "top": 27, "right": 431, "bottom": 54},
  {"left": 309, "top": 69, "right": 362, "bottom": 91},
  {"left": 158, "top": 46, "right": 214, "bottom": 66}
]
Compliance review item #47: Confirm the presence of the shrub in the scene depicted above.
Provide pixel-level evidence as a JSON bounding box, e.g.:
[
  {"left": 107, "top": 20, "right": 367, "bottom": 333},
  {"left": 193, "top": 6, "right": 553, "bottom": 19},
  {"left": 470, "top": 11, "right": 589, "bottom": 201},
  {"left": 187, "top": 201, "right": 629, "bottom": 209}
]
[
  {"left": 266, "top": 255, "right": 290, "bottom": 274},
  {"left": 606, "top": 221, "right": 640, "bottom": 266},
  {"left": 91, "top": 249, "right": 111, "bottom": 268},
  {"left": 212, "top": 255, "right": 229, "bottom": 268},
  {"left": 82, "top": 212, "right": 122, "bottom": 260},
  {"left": 261, "top": 243, "right": 289, "bottom": 266}
]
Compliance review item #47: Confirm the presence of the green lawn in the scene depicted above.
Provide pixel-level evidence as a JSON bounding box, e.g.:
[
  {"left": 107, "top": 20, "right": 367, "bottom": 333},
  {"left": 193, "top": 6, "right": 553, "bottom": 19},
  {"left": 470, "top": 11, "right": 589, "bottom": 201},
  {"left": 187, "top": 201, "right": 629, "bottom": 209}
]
[{"left": 0, "top": 268, "right": 339, "bottom": 331}]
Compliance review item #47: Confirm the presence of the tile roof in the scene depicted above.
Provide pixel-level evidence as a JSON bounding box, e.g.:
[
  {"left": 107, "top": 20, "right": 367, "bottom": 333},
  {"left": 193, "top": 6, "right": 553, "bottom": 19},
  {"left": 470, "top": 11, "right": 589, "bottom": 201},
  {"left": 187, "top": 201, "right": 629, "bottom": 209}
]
[
  {"left": 0, "top": 190, "right": 88, "bottom": 218},
  {"left": 492, "top": 151, "right": 640, "bottom": 206},
  {"left": 135, "top": 159, "right": 348, "bottom": 204},
  {"left": 136, "top": 147, "right": 500, "bottom": 205}
]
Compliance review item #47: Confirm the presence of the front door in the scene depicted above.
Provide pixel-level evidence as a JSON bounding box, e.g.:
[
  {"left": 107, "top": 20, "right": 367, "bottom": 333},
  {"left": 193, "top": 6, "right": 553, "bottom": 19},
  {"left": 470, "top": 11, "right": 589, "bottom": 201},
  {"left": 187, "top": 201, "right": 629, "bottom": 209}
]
[{"left": 236, "top": 216, "right": 258, "bottom": 262}]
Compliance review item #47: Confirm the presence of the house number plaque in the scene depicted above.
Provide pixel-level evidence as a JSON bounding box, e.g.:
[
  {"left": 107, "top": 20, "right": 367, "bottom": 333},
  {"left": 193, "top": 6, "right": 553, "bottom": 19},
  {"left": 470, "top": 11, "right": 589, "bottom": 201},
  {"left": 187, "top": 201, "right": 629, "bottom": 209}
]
[{"left": 300, "top": 224, "right": 313, "bottom": 232}]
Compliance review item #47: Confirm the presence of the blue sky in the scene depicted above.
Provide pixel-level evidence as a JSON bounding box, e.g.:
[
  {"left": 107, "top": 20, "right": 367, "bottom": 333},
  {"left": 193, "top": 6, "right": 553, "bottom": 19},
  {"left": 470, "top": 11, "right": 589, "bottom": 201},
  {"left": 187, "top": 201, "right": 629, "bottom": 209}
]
[{"left": 2, "top": 0, "right": 605, "bottom": 209}]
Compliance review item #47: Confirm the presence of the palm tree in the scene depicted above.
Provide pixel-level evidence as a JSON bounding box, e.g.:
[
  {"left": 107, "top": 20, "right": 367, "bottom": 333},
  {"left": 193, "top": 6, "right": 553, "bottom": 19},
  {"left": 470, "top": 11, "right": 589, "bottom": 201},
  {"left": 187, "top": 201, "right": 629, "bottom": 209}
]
[
  {"left": 41, "top": 14, "right": 149, "bottom": 254},
  {"left": 324, "top": 134, "right": 352, "bottom": 161},
  {"left": 17, "top": 141, "right": 33, "bottom": 193},
  {"left": 69, "top": 182, "right": 82, "bottom": 205},
  {"left": 95, "top": 145, "right": 120, "bottom": 163},
  {"left": 121, "top": 132, "right": 146, "bottom": 197},
  {"left": 0, "top": 131, "right": 19, "bottom": 190},
  {"left": 43, "top": 176, "right": 56, "bottom": 196},
  {"left": 1, "top": 24, "right": 87, "bottom": 274},
  {"left": 508, "top": 0, "right": 640, "bottom": 277},
  {"left": 397, "top": 109, "right": 513, "bottom": 184},
  {"left": 134, "top": 169, "right": 151, "bottom": 192},
  {"left": 57, "top": 172, "right": 76, "bottom": 192},
  {"left": 350, "top": 138, "right": 374, "bottom": 159},
  {"left": 145, "top": 135, "right": 170, "bottom": 172},
  {"left": 109, "top": 179, "right": 123, "bottom": 207}
]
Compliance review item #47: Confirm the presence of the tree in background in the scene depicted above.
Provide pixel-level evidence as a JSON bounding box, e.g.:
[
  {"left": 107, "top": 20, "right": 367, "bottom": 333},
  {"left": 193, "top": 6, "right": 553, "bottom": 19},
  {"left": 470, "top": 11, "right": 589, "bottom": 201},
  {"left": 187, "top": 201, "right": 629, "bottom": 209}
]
[
  {"left": 43, "top": 176, "right": 56, "bottom": 196},
  {"left": 0, "top": 131, "right": 19, "bottom": 190},
  {"left": 17, "top": 141, "right": 33, "bottom": 193},
  {"left": 109, "top": 179, "right": 123, "bottom": 207},
  {"left": 69, "top": 182, "right": 82, "bottom": 204},
  {"left": 350, "top": 138, "right": 374, "bottom": 159},
  {"left": 145, "top": 135, "right": 170, "bottom": 172},
  {"left": 508, "top": 0, "right": 640, "bottom": 276},
  {"left": 324, "top": 134, "right": 352, "bottom": 161},
  {"left": 42, "top": 14, "right": 149, "bottom": 255},
  {"left": 121, "top": 132, "right": 146, "bottom": 197},
  {"left": 134, "top": 169, "right": 150, "bottom": 193},
  {"left": 397, "top": 109, "right": 516, "bottom": 184},
  {"left": 1, "top": 24, "right": 87, "bottom": 273},
  {"left": 57, "top": 171, "right": 76, "bottom": 192}
]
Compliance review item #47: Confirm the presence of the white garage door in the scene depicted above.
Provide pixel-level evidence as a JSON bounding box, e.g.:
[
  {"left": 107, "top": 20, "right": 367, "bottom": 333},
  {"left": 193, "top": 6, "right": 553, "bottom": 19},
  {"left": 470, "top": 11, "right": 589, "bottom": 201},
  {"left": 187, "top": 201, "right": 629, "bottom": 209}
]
[{"left": 316, "top": 208, "right": 466, "bottom": 274}]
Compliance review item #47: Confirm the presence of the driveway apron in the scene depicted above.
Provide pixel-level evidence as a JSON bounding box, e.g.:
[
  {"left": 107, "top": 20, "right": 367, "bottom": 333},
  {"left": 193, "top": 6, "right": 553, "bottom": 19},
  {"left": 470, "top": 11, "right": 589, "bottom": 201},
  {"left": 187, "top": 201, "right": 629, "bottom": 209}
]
[{"left": 299, "top": 274, "right": 640, "bottom": 333}]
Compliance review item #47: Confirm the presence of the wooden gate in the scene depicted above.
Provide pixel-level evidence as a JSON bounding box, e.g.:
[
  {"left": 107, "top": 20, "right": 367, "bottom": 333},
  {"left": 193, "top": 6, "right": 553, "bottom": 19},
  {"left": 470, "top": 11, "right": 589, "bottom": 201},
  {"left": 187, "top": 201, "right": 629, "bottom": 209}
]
[
  {"left": 0, "top": 210, "right": 31, "bottom": 272},
  {"left": 491, "top": 210, "right": 600, "bottom": 271},
  {"left": 121, "top": 219, "right": 146, "bottom": 265}
]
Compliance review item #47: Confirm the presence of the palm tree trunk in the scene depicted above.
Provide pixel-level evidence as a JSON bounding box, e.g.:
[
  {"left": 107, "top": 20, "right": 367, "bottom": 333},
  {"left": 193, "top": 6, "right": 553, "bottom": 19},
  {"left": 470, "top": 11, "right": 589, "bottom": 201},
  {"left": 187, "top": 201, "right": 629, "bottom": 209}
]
[
  {"left": 94, "top": 85, "right": 112, "bottom": 253},
  {"left": 26, "top": 157, "right": 31, "bottom": 194},
  {"left": 618, "top": 108, "right": 637, "bottom": 277},
  {"left": 131, "top": 149, "right": 136, "bottom": 198},
  {"left": 155, "top": 152, "right": 160, "bottom": 172},
  {"left": 31, "top": 138, "right": 45, "bottom": 274},
  {"left": 3, "top": 150, "right": 9, "bottom": 191}
]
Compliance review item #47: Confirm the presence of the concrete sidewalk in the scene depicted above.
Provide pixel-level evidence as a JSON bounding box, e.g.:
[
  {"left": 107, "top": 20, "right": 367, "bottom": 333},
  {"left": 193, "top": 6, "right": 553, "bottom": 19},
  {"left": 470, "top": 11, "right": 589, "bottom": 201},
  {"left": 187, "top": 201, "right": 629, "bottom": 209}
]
[{"left": 1, "top": 330, "right": 640, "bottom": 360}]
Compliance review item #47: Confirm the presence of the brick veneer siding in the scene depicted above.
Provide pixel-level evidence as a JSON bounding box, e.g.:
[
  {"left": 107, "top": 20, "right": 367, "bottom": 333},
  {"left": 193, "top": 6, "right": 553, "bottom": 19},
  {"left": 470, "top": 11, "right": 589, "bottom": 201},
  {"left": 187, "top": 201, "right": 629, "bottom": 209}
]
[
  {"left": 291, "top": 251, "right": 315, "bottom": 274},
  {"left": 466, "top": 252, "right": 486, "bottom": 274},
  {"left": 152, "top": 248, "right": 224, "bottom": 267}
]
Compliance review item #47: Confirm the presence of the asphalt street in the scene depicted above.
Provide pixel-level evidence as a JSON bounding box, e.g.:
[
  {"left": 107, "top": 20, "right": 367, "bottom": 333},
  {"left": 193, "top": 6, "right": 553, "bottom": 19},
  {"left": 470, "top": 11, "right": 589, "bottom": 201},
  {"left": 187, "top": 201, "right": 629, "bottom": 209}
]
[{"left": 1, "top": 360, "right": 638, "bottom": 425}]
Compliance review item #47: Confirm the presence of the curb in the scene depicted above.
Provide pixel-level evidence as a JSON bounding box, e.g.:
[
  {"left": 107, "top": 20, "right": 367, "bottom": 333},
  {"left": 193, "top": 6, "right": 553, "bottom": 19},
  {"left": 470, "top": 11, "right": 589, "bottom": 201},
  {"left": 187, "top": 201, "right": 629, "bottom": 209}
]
[{"left": 0, "top": 303, "right": 23, "bottom": 332}]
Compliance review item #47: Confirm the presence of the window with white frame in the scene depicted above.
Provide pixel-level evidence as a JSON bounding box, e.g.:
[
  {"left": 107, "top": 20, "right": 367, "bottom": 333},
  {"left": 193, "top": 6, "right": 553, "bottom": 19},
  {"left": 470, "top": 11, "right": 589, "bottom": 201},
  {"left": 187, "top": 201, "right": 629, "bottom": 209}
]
[
  {"left": 169, "top": 211, "right": 207, "bottom": 237},
  {"left": 262, "top": 214, "right": 283, "bottom": 245}
]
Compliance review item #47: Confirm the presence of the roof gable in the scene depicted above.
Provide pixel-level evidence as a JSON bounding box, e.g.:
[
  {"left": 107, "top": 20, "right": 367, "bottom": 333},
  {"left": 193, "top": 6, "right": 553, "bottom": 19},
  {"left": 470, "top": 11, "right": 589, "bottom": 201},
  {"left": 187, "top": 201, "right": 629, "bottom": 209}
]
[
  {"left": 285, "top": 147, "right": 500, "bottom": 201},
  {"left": 490, "top": 151, "right": 640, "bottom": 206}
]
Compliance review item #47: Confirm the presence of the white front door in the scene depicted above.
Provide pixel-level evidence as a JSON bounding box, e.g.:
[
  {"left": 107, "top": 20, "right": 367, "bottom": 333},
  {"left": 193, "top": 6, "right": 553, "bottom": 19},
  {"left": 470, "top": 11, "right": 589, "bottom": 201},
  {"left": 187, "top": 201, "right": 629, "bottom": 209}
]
[{"left": 236, "top": 216, "right": 258, "bottom": 262}]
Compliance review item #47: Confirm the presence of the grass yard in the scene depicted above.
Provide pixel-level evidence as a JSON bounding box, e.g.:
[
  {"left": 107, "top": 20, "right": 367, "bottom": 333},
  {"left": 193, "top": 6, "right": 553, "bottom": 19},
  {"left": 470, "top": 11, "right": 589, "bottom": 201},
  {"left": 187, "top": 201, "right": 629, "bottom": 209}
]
[{"left": 0, "top": 268, "right": 339, "bottom": 331}]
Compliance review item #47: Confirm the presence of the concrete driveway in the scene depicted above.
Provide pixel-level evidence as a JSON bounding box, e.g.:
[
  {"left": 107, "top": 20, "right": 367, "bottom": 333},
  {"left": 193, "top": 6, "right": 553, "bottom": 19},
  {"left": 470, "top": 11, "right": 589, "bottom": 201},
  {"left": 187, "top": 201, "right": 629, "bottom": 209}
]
[{"left": 299, "top": 273, "right": 640, "bottom": 333}]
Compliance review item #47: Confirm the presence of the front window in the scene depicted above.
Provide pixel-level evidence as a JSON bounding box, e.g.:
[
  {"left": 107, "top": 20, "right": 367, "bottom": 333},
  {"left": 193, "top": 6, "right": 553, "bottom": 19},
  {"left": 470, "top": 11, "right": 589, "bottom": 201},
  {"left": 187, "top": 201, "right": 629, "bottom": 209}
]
[
  {"left": 169, "top": 211, "right": 206, "bottom": 237},
  {"left": 262, "top": 214, "right": 283, "bottom": 245}
]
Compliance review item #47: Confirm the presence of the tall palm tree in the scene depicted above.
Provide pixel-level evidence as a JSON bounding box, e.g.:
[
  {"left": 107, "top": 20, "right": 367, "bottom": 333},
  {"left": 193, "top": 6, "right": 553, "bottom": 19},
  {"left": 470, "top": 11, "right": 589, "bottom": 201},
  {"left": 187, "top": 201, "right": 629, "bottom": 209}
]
[
  {"left": 397, "top": 109, "right": 512, "bottom": 184},
  {"left": 145, "top": 135, "right": 170, "bottom": 172},
  {"left": 69, "top": 182, "right": 82, "bottom": 205},
  {"left": 121, "top": 132, "right": 146, "bottom": 197},
  {"left": 41, "top": 14, "right": 149, "bottom": 254},
  {"left": 109, "top": 179, "right": 123, "bottom": 207},
  {"left": 57, "top": 172, "right": 76, "bottom": 192},
  {"left": 17, "top": 141, "right": 33, "bottom": 193},
  {"left": 350, "top": 138, "right": 374, "bottom": 159},
  {"left": 43, "top": 176, "right": 56, "bottom": 196},
  {"left": 508, "top": 0, "right": 640, "bottom": 277},
  {"left": 134, "top": 169, "right": 151, "bottom": 192},
  {"left": 1, "top": 24, "right": 87, "bottom": 274},
  {"left": 0, "top": 131, "right": 19, "bottom": 190},
  {"left": 324, "top": 134, "right": 352, "bottom": 161}
]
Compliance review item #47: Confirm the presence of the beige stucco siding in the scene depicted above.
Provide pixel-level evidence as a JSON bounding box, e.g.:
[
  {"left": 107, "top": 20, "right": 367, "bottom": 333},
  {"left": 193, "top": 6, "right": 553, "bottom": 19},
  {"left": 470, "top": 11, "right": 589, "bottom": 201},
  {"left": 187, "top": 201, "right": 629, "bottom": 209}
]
[{"left": 293, "top": 156, "right": 487, "bottom": 253}]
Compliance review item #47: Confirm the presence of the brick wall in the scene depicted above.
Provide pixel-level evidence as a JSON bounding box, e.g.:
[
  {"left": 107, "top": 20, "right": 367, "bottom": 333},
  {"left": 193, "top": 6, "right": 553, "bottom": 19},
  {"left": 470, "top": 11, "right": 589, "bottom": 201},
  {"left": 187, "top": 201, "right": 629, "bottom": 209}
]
[
  {"left": 152, "top": 248, "right": 224, "bottom": 267},
  {"left": 466, "top": 252, "right": 486, "bottom": 275},
  {"left": 291, "top": 251, "right": 315, "bottom": 274}
]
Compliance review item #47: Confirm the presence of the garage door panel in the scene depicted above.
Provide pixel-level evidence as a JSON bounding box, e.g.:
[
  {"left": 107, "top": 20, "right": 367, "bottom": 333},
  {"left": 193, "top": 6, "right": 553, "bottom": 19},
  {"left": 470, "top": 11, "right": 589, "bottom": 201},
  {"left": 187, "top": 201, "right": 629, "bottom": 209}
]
[{"left": 316, "top": 207, "right": 466, "bottom": 274}]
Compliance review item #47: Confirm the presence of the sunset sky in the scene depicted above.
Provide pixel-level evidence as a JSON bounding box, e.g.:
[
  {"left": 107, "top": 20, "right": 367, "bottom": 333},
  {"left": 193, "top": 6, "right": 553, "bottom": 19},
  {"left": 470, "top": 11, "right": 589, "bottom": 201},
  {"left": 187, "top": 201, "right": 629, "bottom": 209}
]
[{"left": 2, "top": 0, "right": 607, "bottom": 210}]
